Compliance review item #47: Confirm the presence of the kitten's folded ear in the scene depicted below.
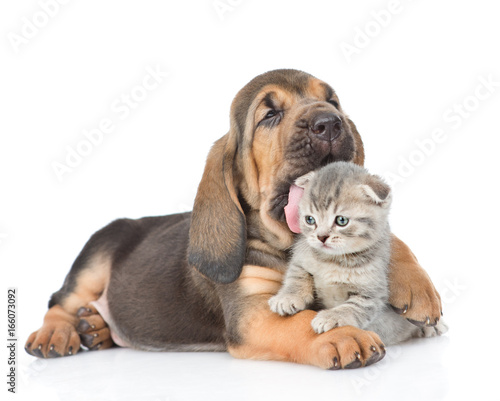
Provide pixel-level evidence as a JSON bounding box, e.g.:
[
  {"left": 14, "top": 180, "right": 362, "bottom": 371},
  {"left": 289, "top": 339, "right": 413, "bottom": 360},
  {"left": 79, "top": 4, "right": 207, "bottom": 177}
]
[
  {"left": 294, "top": 171, "right": 317, "bottom": 189},
  {"left": 360, "top": 175, "right": 392, "bottom": 206}
]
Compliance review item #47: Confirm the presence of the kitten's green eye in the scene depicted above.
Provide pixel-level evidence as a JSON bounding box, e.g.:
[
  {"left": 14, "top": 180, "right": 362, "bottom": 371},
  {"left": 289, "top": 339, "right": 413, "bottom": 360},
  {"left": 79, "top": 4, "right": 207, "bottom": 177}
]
[
  {"left": 335, "top": 216, "right": 349, "bottom": 226},
  {"left": 305, "top": 216, "right": 316, "bottom": 225}
]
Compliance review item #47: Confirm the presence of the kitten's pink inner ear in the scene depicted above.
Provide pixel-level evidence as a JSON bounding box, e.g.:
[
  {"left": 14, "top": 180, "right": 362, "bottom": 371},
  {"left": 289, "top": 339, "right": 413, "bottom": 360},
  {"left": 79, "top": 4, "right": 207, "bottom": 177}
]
[{"left": 285, "top": 184, "right": 304, "bottom": 234}]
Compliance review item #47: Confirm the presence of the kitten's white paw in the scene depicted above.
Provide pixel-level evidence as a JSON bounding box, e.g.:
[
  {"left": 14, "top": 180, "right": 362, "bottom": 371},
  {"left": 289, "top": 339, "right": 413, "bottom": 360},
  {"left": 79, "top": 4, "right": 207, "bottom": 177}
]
[
  {"left": 420, "top": 319, "right": 449, "bottom": 338},
  {"left": 311, "top": 309, "right": 359, "bottom": 334},
  {"left": 268, "top": 294, "right": 309, "bottom": 316}
]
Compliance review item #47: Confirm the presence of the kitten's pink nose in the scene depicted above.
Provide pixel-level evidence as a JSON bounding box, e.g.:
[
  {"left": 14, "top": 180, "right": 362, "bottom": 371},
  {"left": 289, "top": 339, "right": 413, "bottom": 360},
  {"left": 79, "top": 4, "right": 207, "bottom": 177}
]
[{"left": 317, "top": 235, "right": 329, "bottom": 243}]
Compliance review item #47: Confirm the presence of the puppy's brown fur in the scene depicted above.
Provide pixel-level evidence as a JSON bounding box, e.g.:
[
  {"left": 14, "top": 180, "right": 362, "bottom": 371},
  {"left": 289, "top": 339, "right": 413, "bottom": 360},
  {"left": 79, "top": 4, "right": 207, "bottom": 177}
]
[{"left": 26, "top": 69, "right": 442, "bottom": 368}]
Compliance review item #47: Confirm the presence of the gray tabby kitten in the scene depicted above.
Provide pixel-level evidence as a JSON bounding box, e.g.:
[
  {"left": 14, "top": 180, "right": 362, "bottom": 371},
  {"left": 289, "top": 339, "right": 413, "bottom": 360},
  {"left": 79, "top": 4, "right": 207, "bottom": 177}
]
[{"left": 269, "top": 161, "right": 447, "bottom": 345}]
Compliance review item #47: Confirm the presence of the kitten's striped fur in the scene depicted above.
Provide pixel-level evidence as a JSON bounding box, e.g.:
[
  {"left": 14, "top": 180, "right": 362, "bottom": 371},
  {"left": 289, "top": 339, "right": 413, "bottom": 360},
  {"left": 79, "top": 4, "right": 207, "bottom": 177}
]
[{"left": 269, "top": 162, "right": 447, "bottom": 345}]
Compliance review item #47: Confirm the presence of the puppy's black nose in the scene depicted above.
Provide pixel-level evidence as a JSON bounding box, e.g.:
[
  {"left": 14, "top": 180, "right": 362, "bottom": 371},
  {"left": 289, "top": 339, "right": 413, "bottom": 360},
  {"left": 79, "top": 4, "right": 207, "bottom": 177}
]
[
  {"left": 317, "top": 235, "right": 329, "bottom": 243},
  {"left": 311, "top": 113, "right": 342, "bottom": 142}
]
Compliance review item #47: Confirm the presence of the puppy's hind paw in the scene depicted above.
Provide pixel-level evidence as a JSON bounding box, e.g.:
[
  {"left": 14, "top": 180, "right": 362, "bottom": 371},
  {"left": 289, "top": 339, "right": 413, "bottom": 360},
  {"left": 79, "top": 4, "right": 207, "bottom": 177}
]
[{"left": 77, "top": 304, "right": 114, "bottom": 351}]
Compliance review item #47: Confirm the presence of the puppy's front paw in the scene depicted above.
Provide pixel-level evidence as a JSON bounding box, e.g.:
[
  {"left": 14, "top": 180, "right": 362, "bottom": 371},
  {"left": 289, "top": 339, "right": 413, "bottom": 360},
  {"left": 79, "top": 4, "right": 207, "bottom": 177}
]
[
  {"left": 268, "top": 294, "right": 309, "bottom": 316},
  {"left": 311, "top": 309, "right": 358, "bottom": 334}
]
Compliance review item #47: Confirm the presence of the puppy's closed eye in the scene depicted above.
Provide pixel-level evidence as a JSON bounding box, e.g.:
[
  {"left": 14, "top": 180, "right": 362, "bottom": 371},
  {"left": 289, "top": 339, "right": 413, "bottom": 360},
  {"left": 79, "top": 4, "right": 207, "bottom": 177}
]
[{"left": 258, "top": 109, "right": 283, "bottom": 128}]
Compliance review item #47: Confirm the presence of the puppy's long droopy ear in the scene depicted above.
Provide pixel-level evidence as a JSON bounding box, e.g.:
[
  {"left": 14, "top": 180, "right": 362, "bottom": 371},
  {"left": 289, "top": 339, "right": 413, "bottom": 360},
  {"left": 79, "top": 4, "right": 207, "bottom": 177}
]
[{"left": 188, "top": 134, "right": 246, "bottom": 284}]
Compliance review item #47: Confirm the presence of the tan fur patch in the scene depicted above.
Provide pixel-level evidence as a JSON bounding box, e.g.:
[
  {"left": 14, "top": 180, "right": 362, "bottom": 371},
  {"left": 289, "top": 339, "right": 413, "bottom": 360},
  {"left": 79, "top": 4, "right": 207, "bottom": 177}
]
[
  {"left": 60, "top": 252, "right": 112, "bottom": 314},
  {"left": 306, "top": 78, "right": 338, "bottom": 102},
  {"left": 238, "top": 265, "right": 284, "bottom": 296},
  {"left": 44, "top": 304, "right": 79, "bottom": 326},
  {"left": 258, "top": 209, "right": 295, "bottom": 251},
  {"left": 247, "top": 239, "right": 288, "bottom": 260}
]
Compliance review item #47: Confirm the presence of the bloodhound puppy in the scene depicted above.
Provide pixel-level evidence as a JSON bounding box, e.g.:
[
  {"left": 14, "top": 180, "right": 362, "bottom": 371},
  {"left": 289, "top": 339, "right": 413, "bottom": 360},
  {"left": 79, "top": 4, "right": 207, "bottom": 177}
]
[{"left": 26, "top": 69, "right": 442, "bottom": 369}]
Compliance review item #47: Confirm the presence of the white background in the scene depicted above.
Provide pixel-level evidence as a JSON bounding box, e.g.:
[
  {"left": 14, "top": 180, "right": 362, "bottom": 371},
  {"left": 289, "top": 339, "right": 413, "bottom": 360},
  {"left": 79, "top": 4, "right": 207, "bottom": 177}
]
[{"left": 1, "top": 0, "right": 499, "bottom": 400}]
